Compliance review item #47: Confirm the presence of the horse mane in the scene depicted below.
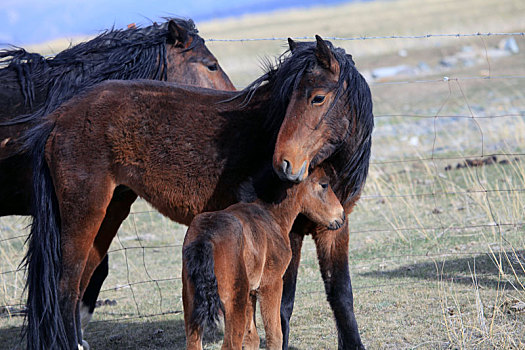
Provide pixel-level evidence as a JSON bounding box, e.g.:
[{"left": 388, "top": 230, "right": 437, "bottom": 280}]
[
  {"left": 0, "top": 49, "right": 48, "bottom": 108},
  {"left": 0, "top": 17, "right": 202, "bottom": 125},
  {"left": 328, "top": 51, "right": 374, "bottom": 205},
  {"left": 233, "top": 39, "right": 374, "bottom": 204}
]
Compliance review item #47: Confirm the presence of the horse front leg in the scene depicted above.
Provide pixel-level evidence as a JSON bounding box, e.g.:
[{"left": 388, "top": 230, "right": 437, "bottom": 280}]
[
  {"left": 312, "top": 223, "right": 365, "bottom": 350},
  {"left": 280, "top": 229, "right": 304, "bottom": 350}
]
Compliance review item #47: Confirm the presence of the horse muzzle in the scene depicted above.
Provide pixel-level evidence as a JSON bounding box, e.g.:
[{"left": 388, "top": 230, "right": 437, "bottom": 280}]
[{"left": 277, "top": 159, "right": 307, "bottom": 183}]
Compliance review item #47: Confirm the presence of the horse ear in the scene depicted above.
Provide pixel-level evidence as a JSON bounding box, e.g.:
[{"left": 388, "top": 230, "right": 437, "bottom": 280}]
[
  {"left": 288, "top": 38, "right": 297, "bottom": 53},
  {"left": 168, "top": 20, "right": 189, "bottom": 47},
  {"left": 315, "top": 35, "right": 338, "bottom": 74}
]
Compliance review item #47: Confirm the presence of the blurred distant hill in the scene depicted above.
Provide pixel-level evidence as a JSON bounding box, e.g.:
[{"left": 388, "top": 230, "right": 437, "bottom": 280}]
[{"left": 0, "top": 0, "right": 352, "bottom": 46}]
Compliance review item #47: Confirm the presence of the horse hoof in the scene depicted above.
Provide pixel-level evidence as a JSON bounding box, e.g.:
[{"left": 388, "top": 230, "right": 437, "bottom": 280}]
[{"left": 80, "top": 339, "right": 90, "bottom": 350}]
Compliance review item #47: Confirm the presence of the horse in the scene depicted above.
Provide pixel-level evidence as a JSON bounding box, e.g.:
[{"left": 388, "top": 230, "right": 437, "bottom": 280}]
[
  {"left": 0, "top": 17, "right": 234, "bottom": 335},
  {"left": 23, "top": 35, "right": 372, "bottom": 349},
  {"left": 0, "top": 17, "right": 234, "bottom": 210},
  {"left": 182, "top": 166, "right": 345, "bottom": 350}
]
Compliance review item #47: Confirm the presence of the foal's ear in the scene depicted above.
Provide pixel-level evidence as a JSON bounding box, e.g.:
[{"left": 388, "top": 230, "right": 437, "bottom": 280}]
[
  {"left": 288, "top": 38, "right": 298, "bottom": 53},
  {"left": 168, "top": 20, "right": 189, "bottom": 47},
  {"left": 315, "top": 35, "right": 339, "bottom": 74}
]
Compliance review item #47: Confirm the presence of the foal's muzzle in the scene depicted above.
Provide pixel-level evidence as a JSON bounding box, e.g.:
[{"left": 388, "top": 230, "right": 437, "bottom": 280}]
[{"left": 328, "top": 212, "right": 346, "bottom": 230}]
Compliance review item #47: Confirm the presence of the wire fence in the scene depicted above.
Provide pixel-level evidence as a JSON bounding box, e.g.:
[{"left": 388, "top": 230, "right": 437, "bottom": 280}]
[{"left": 0, "top": 29, "right": 524, "bottom": 348}]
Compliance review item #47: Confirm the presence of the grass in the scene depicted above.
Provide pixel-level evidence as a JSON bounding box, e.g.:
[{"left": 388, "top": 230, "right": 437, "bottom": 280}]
[{"left": 1, "top": 0, "right": 525, "bottom": 348}]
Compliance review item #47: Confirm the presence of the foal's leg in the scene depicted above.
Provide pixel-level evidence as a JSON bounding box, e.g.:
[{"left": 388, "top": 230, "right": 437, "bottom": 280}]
[
  {"left": 259, "top": 277, "right": 284, "bottom": 350},
  {"left": 56, "top": 178, "right": 115, "bottom": 349},
  {"left": 79, "top": 186, "right": 138, "bottom": 329},
  {"left": 182, "top": 265, "right": 204, "bottom": 350},
  {"left": 312, "top": 223, "right": 364, "bottom": 350},
  {"left": 214, "top": 253, "right": 249, "bottom": 350},
  {"left": 242, "top": 292, "right": 259, "bottom": 350}
]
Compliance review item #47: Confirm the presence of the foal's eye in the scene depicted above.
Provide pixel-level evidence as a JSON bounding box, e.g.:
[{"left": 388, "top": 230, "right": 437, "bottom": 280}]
[
  {"left": 207, "top": 63, "right": 218, "bottom": 71},
  {"left": 320, "top": 183, "right": 329, "bottom": 189},
  {"left": 311, "top": 95, "right": 326, "bottom": 105}
]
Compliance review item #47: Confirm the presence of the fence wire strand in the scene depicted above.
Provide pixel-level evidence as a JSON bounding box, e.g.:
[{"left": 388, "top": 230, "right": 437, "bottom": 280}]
[{"left": 1, "top": 29, "right": 524, "bottom": 345}]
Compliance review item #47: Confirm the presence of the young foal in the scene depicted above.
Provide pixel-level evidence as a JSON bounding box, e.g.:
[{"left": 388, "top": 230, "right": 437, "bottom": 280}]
[{"left": 182, "top": 167, "right": 344, "bottom": 350}]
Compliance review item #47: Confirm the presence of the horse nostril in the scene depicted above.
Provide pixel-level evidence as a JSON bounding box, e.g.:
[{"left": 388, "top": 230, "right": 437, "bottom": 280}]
[
  {"left": 297, "top": 160, "right": 307, "bottom": 181},
  {"left": 282, "top": 159, "right": 291, "bottom": 175}
]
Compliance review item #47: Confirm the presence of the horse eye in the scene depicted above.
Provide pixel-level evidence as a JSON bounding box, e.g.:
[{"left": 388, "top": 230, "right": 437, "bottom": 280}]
[
  {"left": 207, "top": 63, "right": 218, "bottom": 71},
  {"left": 320, "top": 183, "right": 329, "bottom": 189},
  {"left": 312, "top": 95, "right": 325, "bottom": 105}
]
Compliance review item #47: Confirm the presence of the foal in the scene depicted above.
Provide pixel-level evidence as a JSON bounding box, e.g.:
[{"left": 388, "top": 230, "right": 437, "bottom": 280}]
[{"left": 182, "top": 167, "right": 345, "bottom": 350}]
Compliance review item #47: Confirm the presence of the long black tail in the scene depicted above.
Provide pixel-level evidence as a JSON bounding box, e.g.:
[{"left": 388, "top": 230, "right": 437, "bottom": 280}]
[
  {"left": 22, "top": 121, "right": 69, "bottom": 349},
  {"left": 183, "top": 236, "right": 224, "bottom": 332}
]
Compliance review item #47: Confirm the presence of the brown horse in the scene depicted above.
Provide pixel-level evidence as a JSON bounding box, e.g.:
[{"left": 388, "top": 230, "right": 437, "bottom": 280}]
[
  {"left": 24, "top": 35, "right": 372, "bottom": 349},
  {"left": 22, "top": 35, "right": 346, "bottom": 349},
  {"left": 0, "top": 17, "right": 234, "bottom": 334},
  {"left": 182, "top": 167, "right": 344, "bottom": 350}
]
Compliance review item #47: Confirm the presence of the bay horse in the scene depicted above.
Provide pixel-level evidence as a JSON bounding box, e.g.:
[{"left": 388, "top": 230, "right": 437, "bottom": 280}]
[
  {"left": 23, "top": 35, "right": 372, "bottom": 349},
  {"left": 0, "top": 17, "right": 234, "bottom": 333},
  {"left": 182, "top": 166, "right": 345, "bottom": 350}
]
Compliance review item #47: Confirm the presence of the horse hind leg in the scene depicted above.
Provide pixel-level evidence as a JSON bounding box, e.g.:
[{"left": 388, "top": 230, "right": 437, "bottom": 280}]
[
  {"left": 213, "top": 246, "right": 249, "bottom": 350},
  {"left": 242, "top": 292, "right": 259, "bottom": 350},
  {"left": 79, "top": 186, "right": 138, "bottom": 331},
  {"left": 56, "top": 176, "right": 116, "bottom": 349},
  {"left": 259, "top": 276, "right": 285, "bottom": 350}
]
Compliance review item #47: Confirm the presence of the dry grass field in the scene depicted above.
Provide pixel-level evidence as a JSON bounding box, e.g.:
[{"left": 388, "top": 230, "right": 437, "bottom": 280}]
[{"left": 1, "top": 0, "right": 525, "bottom": 348}]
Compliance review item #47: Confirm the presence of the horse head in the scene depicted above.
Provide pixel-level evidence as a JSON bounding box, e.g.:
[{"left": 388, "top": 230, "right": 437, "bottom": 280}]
[
  {"left": 273, "top": 35, "right": 356, "bottom": 182},
  {"left": 164, "top": 19, "right": 235, "bottom": 91}
]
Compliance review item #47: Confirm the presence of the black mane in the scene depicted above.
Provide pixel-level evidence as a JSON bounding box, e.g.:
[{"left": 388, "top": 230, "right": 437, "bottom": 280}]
[
  {"left": 0, "top": 18, "right": 201, "bottom": 124},
  {"left": 235, "top": 39, "right": 374, "bottom": 204}
]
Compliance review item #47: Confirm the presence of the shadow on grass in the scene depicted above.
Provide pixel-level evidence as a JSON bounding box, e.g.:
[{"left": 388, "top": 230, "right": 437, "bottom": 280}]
[
  {"left": 359, "top": 250, "right": 525, "bottom": 290},
  {"left": 0, "top": 316, "right": 226, "bottom": 350},
  {"left": 0, "top": 315, "right": 307, "bottom": 349}
]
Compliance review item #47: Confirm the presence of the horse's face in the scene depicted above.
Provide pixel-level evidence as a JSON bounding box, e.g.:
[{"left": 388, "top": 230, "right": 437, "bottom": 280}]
[
  {"left": 299, "top": 167, "right": 345, "bottom": 230},
  {"left": 165, "top": 20, "right": 235, "bottom": 91},
  {"left": 273, "top": 36, "right": 349, "bottom": 182}
]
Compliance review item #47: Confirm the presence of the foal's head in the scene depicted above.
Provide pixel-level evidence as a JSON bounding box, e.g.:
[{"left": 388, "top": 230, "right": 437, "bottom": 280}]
[
  {"left": 297, "top": 167, "right": 345, "bottom": 230},
  {"left": 272, "top": 35, "right": 364, "bottom": 183},
  {"left": 163, "top": 19, "right": 235, "bottom": 91}
]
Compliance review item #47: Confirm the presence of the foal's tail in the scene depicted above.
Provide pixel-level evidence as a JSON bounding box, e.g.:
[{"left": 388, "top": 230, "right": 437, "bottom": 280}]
[
  {"left": 22, "top": 121, "right": 69, "bottom": 349},
  {"left": 183, "top": 235, "right": 225, "bottom": 332}
]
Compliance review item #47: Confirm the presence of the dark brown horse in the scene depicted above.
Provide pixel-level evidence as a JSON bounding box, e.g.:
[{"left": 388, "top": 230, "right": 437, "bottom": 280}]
[
  {"left": 182, "top": 166, "right": 344, "bottom": 350},
  {"left": 23, "top": 36, "right": 372, "bottom": 349},
  {"left": 0, "top": 17, "right": 233, "bottom": 211},
  {"left": 0, "top": 17, "right": 234, "bottom": 337}
]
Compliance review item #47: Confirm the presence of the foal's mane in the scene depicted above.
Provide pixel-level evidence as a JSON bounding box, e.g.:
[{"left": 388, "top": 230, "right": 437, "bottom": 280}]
[
  {"left": 234, "top": 39, "right": 374, "bottom": 204},
  {"left": 0, "top": 18, "right": 201, "bottom": 124}
]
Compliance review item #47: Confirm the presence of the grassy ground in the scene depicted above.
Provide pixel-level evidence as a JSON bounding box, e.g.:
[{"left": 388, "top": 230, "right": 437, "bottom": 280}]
[{"left": 1, "top": 0, "right": 525, "bottom": 348}]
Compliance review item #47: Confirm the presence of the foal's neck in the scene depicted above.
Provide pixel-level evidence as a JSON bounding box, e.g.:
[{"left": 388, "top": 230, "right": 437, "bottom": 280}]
[{"left": 260, "top": 188, "right": 302, "bottom": 238}]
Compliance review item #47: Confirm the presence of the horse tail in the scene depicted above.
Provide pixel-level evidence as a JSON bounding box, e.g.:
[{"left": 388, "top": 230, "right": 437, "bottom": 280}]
[
  {"left": 183, "top": 234, "right": 224, "bottom": 332},
  {"left": 22, "top": 120, "right": 69, "bottom": 349}
]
